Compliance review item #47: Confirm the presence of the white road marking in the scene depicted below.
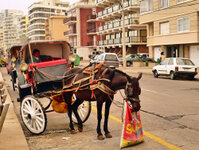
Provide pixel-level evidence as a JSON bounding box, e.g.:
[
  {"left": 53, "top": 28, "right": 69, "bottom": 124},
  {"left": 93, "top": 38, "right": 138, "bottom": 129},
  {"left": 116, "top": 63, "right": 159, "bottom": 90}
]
[{"left": 142, "top": 88, "right": 170, "bottom": 96}]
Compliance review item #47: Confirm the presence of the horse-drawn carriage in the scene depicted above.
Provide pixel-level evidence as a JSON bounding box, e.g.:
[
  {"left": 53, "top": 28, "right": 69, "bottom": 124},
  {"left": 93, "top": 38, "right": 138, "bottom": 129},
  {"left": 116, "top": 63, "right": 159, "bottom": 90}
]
[
  {"left": 14, "top": 40, "right": 142, "bottom": 139},
  {"left": 16, "top": 40, "right": 91, "bottom": 134}
]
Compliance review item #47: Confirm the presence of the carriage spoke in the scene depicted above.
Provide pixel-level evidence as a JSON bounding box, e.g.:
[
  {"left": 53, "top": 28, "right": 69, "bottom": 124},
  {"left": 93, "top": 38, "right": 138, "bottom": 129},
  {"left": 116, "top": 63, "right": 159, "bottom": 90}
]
[{"left": 36, "top": 116, "right": 44, "bottom": 123}]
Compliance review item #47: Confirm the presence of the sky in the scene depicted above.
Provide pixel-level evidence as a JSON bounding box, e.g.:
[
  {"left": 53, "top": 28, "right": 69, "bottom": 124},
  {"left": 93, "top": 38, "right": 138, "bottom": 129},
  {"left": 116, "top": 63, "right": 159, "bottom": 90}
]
[{"left": 0, "top": 0, "right": 79, "bottom": 15}]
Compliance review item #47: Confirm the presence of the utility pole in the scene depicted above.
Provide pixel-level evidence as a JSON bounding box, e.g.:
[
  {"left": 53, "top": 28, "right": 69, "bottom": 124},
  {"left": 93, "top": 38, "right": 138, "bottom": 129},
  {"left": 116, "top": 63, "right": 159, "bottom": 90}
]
[{"left": 122, "top": 0, "right": 126, "bottom": 68}]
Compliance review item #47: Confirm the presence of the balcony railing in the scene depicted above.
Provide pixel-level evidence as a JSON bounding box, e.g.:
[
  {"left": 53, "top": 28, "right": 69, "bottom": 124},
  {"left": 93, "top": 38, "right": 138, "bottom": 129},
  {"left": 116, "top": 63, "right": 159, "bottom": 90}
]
[
  {"left": 87, "top": 15, "right": 96, "bottom": 20},
  {"left": 63, "top": 17, "right": 76, "bottom": 24},
  {"left": 97, "top": 36, "right": 146, "bottom": 46},
  {"left": 98, "top": 17, "right": 139, "bottom": 32},
  {"left": 69, "top": 42, "right": 77, "bottom": 47},
  {"left": 87, "top": 28, "right": 96, "bottom": 33},
  {"left": 97, "top": 0, "right": 139, "bottom": 18},
  {"left": 64, "top": 30, "right": 77, "bottom": 36}
]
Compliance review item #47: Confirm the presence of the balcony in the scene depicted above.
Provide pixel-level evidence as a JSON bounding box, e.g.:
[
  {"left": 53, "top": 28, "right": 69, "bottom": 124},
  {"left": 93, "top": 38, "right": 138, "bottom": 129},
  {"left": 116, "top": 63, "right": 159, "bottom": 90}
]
[
  {"left": 63, "top": 17, "right": 77, "bottom": 25},
  {"left": 87, "top": 28, "right": 96, "bottom": 35},
  {"left": 64, "top": 30, "right": 77, "bottom": 36},
  {"left": 97, "top": 17, "right": 141, "bottom": 34},
  {"left": 87, "top": 15, "right": 96, "bottom": 22},
  {"left": 97, "top": 36, "right": 146, "bottom": 47},
  {"left": 96, "top": 0, "right": 140, "bottom": 20},
  {"left": 69, "top": 42, "right": 77, "bottom": 48}
]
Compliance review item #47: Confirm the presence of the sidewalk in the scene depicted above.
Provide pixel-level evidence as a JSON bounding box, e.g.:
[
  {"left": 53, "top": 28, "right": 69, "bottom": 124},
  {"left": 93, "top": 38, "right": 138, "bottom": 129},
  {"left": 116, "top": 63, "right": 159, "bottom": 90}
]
[{"left": 0, "top": 72, "right": 29, "bottom": 150}]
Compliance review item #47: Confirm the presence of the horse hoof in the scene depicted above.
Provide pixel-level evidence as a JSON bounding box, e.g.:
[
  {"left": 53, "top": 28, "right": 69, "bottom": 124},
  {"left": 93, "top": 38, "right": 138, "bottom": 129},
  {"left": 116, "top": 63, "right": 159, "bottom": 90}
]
[
  {"left": 71, "top": 130, "right": 77, "bottom": 134},
  {"left": 78, "top": 126, "right": 83, "bottom": 132},
  {"left": 105, "top": 133, "right": 112, "bottom": 138},
  {"left": 97, "top": 135, "right": 105, "bottom": 140}
]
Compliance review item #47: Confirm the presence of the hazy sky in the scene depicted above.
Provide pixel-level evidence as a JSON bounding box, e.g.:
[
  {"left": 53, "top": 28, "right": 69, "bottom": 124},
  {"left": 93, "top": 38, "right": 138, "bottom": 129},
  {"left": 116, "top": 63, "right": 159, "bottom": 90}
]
[{"left": 0, "top": 0, "right": 79, "bottom": 15}]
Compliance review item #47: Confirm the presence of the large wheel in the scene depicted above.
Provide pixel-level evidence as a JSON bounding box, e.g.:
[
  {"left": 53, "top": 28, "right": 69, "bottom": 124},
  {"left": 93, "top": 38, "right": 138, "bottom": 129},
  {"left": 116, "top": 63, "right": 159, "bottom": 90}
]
[
  {"left": 126, "top": 61, "right": 132, "bottom": 67},
  {"left": 20, "top": 96, "right": 47, "bottom": 134},
  {"left": 72, "top": 101, "right": 91, "bottom": 124}
]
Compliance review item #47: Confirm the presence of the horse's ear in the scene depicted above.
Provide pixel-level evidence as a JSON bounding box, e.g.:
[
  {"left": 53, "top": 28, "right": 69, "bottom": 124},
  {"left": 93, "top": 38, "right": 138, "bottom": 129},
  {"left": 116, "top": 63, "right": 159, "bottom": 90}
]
[{"left": 137, "top": 73, "right": 142, "bottom": 80}]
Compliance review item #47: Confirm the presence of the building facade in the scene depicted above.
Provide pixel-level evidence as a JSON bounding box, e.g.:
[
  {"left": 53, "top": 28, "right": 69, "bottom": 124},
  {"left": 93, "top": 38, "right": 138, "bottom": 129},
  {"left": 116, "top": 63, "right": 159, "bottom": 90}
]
[
  {"left": 0, "top": 10, "right": 24, "bottom": 51},
  {"left": 28, "top": 0, "right": 69, "bottom": 41},
  {"left": 96, "top": 0, "right": 148, "bottom": 56},
  {"left": 140, "top": 0, "right": 199, "bottom": 66},
  {"left": 64, "top": 0, "right": 103, "bottom": 60},
  {"left": 45, "top": 16, "right": 68, "bottom": 41}
]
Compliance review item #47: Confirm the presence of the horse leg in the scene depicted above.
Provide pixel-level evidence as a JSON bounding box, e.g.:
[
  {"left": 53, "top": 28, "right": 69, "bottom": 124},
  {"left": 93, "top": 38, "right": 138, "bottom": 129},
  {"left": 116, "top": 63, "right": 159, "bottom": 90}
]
[
  {"left": 72, "top": 98, "right": 83, "bottom": 132},
  {"left": 97, "top": 100, "right": 104, "bottom": 140},
  {"left": 63, "top": 92, "right": 76, "bottom": 134},
  {"left": 104, "top": 97, "right": 112, "bottom": 138}
]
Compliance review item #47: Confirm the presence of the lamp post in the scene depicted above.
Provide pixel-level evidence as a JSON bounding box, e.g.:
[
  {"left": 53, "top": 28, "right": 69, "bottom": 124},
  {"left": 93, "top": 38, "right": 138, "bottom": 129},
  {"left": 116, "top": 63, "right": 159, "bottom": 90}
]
[{"left": 122, "top": 0, "right": 126, "bottom": 68}]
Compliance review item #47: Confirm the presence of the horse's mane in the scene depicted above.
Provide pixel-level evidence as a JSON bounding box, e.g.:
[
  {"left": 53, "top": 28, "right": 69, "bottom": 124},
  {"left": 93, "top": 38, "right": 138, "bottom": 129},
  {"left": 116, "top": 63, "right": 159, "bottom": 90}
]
[{"left": 111, "top": 69, "right": 131, "bottom": 81}]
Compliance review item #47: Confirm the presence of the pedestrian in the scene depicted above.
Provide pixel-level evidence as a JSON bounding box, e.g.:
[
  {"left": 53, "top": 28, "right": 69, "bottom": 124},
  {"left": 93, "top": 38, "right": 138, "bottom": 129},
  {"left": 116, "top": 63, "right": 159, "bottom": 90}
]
[{"left": 160, "top": 52, "right": 165, "bottom": 63}]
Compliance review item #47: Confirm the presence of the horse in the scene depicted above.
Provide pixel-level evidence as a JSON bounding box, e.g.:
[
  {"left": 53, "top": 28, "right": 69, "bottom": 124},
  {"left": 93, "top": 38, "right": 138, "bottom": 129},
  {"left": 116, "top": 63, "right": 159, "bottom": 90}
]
[{"left": 62, "top": 64, "right": 142, "bottom": 140}]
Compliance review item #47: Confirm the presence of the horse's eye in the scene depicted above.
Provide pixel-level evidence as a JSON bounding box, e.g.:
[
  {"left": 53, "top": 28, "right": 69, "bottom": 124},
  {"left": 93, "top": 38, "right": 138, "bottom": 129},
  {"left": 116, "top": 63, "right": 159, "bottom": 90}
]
[{"left": 139, "top": 89, "right": 141, "bottom": 95}]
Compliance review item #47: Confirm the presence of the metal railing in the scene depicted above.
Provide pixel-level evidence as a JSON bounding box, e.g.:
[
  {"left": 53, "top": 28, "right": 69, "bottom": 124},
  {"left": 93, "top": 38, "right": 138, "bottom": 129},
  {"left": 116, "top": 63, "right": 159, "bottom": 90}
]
[
  {"left": 87, "top": 28, "right": 96, "bottom": 33},
  {"left": 63, "top": 17, "right": 76, "bottom": 24},
  {"left": 97, "top": 17, "right": 139, "bottom": 32},
  {"left": 64, "top": 30, "right": 77, "bottom": 36},
  {"left": 97, "top": 0, "right": 139, "bottom": 18},
  {"left": 97, "top": 36, "right": 146, "bottom": 46},
  {"left": 87, "top": 15, "right": 96, "bottom": 20}
]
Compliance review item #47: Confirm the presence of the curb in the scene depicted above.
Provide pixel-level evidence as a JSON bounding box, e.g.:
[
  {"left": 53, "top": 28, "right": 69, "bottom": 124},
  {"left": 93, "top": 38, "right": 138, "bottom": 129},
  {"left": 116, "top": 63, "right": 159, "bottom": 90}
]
[{"left": 0, "top": 71, "right": 29, "bottom": 150}]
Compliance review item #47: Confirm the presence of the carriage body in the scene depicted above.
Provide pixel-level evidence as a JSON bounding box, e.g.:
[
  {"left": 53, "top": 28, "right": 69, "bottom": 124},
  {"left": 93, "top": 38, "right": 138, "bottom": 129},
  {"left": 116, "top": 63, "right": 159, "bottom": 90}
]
[{"left": 18, "top": 40, "right": 71, "bottom": 101}]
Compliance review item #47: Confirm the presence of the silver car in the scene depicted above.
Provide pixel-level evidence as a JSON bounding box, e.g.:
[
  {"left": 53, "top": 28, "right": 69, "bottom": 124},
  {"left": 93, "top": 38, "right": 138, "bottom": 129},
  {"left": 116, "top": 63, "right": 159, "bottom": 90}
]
[{"left": 93, "top": 53, "right": 119, "bottom": 68}]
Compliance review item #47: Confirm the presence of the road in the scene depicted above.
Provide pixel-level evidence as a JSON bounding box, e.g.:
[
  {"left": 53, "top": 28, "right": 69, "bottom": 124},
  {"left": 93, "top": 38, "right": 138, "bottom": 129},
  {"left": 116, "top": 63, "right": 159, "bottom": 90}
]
[{"left": 1, "top": 67, "right": 199, "bottom": 150}]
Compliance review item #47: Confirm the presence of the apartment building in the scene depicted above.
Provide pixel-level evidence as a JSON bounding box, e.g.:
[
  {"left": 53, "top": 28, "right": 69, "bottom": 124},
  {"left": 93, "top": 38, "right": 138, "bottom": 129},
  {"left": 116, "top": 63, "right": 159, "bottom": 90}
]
[
  {"left": 45, "top": 16, "right": 68, "bottom": 41},
  {"left": 140, "top": 0, "right": 199, "bottom": 66},
  {"left": 28, "top": 0, "right": 69, "bottom": 41},
  {"left": 0, "top": 10, "right": 24, "bottom": 51},
  {"left": 96, "top": 0, "right": 148, "bottom": 56},
  {"left": 64, "top": 0, "right": 103, "bottom": 60}
]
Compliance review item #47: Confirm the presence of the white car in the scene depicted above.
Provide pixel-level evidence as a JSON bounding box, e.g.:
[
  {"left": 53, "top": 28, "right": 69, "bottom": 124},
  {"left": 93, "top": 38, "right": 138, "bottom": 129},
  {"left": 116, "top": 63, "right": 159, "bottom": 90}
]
[{"left": 152, "top": 58, "right": 198, "bottom": 80}]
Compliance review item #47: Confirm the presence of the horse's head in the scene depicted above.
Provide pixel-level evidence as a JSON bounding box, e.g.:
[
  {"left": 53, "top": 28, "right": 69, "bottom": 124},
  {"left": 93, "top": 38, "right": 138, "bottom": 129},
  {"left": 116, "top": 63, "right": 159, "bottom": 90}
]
[{"left": 125, "top": 73, "right": 142, "bottom": 112}]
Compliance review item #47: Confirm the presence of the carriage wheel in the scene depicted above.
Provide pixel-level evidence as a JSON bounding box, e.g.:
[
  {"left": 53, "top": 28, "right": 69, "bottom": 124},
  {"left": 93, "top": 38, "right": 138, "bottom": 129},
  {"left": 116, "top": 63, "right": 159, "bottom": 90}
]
[
  {"left": 20, "top": 96, "right": 47, "bottom": 134},
  {"left": 72, "top": 101, "right": 91, "bottom": 124}
]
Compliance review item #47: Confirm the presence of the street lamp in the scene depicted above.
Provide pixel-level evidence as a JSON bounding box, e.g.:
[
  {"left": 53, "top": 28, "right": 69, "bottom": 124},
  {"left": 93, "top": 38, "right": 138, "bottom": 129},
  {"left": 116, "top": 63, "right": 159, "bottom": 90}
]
[{"left": 122, "top": 0, "right": 126, "bottom": 68}]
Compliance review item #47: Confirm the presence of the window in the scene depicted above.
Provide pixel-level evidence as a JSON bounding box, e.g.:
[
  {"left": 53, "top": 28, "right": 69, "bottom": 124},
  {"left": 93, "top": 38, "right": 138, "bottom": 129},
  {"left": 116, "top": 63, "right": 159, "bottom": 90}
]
[
  {"left": 160, "top": 22, "right": 169, "bottom": 35},
  {"left": 159, "top": 0, "right": 168, "bottom": 8},
  {"left": 176, "top": 58, "right": 194, "bottom": 66},
  {"left": 168, "top": 59, "right": 173, "bottom": 65},
  {"left": 161, "top": 59, "right": 169, "bottom": 65},
  {"left": 177, "top": 17, "right": 190, "bottom": 33},
  {"left": 140, "top": 0, "right": 153, "bottom": 14}
]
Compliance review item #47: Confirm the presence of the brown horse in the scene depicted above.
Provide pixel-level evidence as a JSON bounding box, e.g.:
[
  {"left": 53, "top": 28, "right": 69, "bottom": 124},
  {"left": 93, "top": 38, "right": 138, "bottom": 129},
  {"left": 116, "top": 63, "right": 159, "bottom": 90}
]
[{"left": 62, "top": 64, "right": 142, "bottom": 140}]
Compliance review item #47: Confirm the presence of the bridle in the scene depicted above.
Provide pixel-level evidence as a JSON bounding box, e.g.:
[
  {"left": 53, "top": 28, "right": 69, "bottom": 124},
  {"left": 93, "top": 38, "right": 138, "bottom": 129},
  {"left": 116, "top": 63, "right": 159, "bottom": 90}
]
[{"left": 125, "top": 80, "right": 141, "bottom": 112}]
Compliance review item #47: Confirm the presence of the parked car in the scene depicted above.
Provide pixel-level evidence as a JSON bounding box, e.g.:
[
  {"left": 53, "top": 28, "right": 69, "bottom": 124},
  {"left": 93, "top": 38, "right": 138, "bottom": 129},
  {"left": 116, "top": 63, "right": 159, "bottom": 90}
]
[
  {"left": 92, "top": 53, "right": 119, "bottom": 68},
  {"left": 119, "top": 54, "right": 153, "bottom": 66},
  {"left": 90, "top": 55, "right": 100, "bottom": 64},
  {"left": 152, "top": 57, "right": 198, "bottom": 80}
]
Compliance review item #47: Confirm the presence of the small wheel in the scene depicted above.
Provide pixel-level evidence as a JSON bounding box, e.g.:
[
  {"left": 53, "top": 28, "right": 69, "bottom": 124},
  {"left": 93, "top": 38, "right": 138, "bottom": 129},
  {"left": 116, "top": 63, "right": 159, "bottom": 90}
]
[
  {"left": 20, "top": 96, "right": 47, "bottom": 134},
  {"left": 72, "top": 101, "right": 91, "bottom": 123},
  {"left": 127, "top": 61, "right": 132, "bottom": 67},
  {"left": 153, "top": 70, "right": 159, "bottom": 78},
  {"left": 170, "top": 72, "right": 175, "bottom": 80}
]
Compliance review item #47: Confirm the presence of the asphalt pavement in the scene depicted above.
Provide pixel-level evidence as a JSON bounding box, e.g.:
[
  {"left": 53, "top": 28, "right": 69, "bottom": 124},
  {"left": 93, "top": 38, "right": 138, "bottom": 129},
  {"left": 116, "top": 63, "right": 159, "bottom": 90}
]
[{"left": 0, "top": 60, "right": 198, "bottom": 150}]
